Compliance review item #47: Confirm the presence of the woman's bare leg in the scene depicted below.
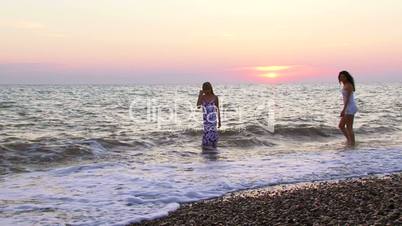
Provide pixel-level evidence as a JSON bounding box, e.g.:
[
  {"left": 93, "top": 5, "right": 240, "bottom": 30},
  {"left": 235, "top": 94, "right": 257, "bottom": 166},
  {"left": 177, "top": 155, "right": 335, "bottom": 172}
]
[
  {"left": 345, "top": 115, "right": 355, "bottom": 146},
  {"left": 338, "top": 117, "right": 349, "bottom": 144}
]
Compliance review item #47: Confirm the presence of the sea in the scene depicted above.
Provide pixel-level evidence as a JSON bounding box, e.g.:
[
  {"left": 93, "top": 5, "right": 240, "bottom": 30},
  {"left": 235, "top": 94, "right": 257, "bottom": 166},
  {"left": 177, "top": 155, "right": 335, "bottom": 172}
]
[{"left": 0, "top": 83, "right": 402, "bottom": 225}]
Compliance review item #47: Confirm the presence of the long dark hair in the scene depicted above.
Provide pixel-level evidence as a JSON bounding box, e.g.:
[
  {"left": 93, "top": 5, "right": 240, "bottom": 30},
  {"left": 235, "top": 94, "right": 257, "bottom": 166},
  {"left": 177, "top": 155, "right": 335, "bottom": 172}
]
[
  {"left": 202, "top": 82, "right": 214, "bottom": 95},
  {"left": 338, "top": 71, "right": 356, "bottom": 91}
]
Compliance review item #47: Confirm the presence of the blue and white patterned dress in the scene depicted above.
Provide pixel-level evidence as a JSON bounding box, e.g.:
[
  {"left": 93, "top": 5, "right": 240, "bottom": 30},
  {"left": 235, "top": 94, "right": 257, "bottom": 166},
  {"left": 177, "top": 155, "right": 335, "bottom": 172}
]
[{"left": 202, "top": 97, "right": 219, "bottom": 148}]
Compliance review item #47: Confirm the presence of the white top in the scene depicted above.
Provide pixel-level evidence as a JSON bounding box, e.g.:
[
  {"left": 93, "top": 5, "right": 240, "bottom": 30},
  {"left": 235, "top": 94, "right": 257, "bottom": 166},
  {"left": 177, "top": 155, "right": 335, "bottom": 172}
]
[{"left": 342, "top": 89, "right": 358, "bottom": 115}]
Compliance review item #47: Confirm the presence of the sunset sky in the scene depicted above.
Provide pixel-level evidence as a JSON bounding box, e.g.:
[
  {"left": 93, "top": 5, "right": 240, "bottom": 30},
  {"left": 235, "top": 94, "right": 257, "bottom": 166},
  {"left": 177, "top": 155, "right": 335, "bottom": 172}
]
[{"left": 1, "top": 0, "right": 402, "bottom": 84}]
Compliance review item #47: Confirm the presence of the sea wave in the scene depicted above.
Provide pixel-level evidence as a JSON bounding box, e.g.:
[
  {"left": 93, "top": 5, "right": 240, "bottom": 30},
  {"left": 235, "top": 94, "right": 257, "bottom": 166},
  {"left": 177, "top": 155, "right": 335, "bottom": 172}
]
[
  {"left": 0, "top": 139, "right": 109, "bottom": 174},
  {"left": 2, "top": 123, "right": 400, "bottom": 174}
]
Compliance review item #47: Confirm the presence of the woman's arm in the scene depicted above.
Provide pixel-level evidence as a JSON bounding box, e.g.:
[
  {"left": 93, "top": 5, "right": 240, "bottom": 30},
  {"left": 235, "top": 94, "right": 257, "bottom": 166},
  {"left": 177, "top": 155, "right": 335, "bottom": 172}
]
[
  {"left": 196, "top": 90, "right": 203, "bottom": 108},
  {"left": 216, "top": 96, "right": 221, "bottom": 128},
  {"left": 341, "top": 84, "right": 352, "bottom": 116}
]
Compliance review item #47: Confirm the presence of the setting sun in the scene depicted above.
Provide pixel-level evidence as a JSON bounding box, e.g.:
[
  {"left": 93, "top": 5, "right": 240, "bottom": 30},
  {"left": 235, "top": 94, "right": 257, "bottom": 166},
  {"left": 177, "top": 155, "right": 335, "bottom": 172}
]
[
  {"left": 261, "top": 72, "right": 279, "bottom": 79},
  {"left": 252, "top": 65, "right": 292, "bottom": 80}
]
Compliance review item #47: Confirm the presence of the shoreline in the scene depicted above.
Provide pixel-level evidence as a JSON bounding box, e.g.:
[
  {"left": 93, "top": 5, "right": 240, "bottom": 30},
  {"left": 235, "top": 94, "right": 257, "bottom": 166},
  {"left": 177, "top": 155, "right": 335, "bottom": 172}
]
[{"left": 130, "top": 172, "right": 402, "bottom": 225}]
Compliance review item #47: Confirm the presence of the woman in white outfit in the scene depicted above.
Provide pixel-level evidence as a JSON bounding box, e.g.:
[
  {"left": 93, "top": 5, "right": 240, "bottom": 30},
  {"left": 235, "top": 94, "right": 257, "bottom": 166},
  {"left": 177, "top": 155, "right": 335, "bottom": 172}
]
[{"left": 338, "top": 71, "right": 358, "bottom": 146}]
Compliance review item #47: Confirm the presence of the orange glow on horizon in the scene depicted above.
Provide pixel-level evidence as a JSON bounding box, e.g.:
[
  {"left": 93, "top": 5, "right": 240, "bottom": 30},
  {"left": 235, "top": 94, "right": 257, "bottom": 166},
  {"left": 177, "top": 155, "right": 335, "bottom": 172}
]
[
  {"left": 234, "top": 65, "right": 333, "bottom": 83},
  {"left": 254, "top": 66, "right": 292, "bottom": 72}
]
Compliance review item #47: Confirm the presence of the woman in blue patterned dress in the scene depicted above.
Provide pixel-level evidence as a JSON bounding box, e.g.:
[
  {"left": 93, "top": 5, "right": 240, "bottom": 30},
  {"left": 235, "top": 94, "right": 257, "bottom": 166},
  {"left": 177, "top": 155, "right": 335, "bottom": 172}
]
[{"left": 196, "top": 82, "right": 221, "bottom": 149}]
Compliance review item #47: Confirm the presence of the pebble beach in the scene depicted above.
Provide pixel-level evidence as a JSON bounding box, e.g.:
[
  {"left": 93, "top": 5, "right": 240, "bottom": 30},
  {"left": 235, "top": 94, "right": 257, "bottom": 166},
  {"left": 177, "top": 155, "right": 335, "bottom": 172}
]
[{"left": 132, "top": 173, "right": 402, "bottom": 225}]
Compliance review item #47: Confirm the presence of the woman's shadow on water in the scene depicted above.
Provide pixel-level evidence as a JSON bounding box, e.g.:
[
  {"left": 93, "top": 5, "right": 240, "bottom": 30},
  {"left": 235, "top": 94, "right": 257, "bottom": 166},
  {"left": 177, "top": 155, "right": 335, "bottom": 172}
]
[{"left": 201, "top": 147, "right": 219, "bottom": 161}]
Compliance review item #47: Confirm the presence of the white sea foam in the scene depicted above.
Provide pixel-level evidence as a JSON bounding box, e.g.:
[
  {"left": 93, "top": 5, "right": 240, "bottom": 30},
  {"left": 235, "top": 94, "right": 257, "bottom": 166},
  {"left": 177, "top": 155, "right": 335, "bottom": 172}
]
[{"left": 0, "top": 147, "right": 401, "bottom": 225}]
